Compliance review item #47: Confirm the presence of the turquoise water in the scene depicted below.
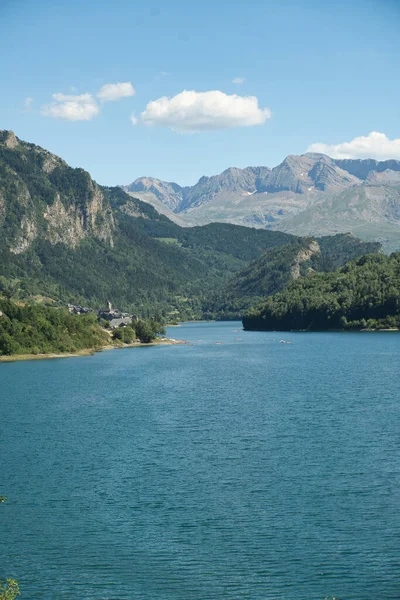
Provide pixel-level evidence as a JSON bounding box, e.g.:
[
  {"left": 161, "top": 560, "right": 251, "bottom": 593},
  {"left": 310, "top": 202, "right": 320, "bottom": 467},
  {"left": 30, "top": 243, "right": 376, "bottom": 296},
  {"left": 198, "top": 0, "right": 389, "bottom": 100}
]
[{"left": 1, "top": 322, "right": 399, "bottom": 599}]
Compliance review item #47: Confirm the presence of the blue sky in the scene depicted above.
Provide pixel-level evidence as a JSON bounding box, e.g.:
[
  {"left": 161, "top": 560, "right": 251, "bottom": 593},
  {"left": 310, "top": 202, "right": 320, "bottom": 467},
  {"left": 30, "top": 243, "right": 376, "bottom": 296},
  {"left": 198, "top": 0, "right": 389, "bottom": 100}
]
[{"left": 1, "top": 0, "right": 399, "bottom": 185}]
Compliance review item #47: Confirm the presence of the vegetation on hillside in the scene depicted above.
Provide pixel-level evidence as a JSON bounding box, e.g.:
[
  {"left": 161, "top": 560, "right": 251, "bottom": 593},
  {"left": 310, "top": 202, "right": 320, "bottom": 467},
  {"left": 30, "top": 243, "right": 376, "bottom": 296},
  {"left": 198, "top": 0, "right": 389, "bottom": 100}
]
[
  {"left": 0, "top": 297, "right": 171, "bottom": 357},
  {"left": 0, "top": 132, "right": 387, "bottom": 325},
  {"left": 243, "top": 253, "right": 400, "bottom": 331},
  {"left": 0, "top": 132, "right": 299, "bottom": 320},
  {"left": 133, "top": 218, "right": 295, "bottom": 261},
  {"left": 202, "top": 234, "right": 381, "bottom": 319},
  {"left": 0, "top": 300, "right": 109, "bottom": 356}
]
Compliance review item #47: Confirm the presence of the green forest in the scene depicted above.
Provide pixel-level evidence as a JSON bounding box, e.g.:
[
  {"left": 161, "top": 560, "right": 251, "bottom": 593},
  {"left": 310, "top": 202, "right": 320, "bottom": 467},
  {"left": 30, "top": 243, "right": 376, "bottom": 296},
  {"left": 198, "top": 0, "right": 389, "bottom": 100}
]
[
  {"left": 0, "top": 300, "right": 109, "bottom": 356},
  {"left": 243, "top": 253, "right": 400, "bottom": 331},
  {"left": 203, "top": 235, "right": 381, "bottom": 319}
]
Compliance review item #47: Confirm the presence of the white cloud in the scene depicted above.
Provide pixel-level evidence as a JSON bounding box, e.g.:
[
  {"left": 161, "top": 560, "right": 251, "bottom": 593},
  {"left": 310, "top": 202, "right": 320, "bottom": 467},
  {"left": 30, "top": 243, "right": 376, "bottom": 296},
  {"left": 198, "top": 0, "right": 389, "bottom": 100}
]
[
  {"left": 97, "top": 82, "right": 135, "bottom": 102},
  {"left": 130, "top": 113, "right": 138, "bottom": 125},
  {"left": 232, "top": 77, "right": 245, "bottom": 84},
  {"left": 40, "top": 81, "right": 135, "bottom": 122},
  {"left": 24, "top": 97, "right": 33, "bottom": 110},
  {"left": 41, "top": 93, "right": 100, "bottom": 121},
  {"left": 307, "top": 131, "right": 400, "bottom": 160},
  {"left": 140, "top": 90, "right": 271, "bottom": 132}
]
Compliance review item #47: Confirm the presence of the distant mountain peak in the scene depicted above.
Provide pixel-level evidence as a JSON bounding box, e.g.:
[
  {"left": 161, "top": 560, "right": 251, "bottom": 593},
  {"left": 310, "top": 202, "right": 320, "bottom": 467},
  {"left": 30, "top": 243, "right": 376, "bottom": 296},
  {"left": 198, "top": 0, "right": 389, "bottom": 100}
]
[
  {"left": 122, "top": 154, "right": 400, "bottom": 251},
  {"left": 302, "top": 151, "right": 330, "bottom": 160}
]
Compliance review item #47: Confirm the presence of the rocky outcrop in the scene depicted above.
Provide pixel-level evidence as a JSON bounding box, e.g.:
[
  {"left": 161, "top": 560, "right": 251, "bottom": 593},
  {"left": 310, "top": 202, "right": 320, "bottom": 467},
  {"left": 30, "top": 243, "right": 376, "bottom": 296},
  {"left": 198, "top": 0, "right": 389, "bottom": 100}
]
[
  {"left": 44, "top": 190, "right": 114, "bottom": 248},
  {"left": 0, "top": 130, "right": 115, "bottom": 251},
  {"left": 10, "top": 216, "right": 37, "bottom": 254},
  {"left": 335, "top": 158, "right": 400, "bottom": 180},
  {"left": 40, "top": 151, "right": 65, "bottom": 174},
  {"left": 365, "top": 169, "right": 400, "bottom": 186},
  {"left": 308, "top": 156, "right": 360, "bottom": 191},
  {"left": 180, "top": 166, "right": 271, "bottom": 211},
  {"left": 1, "top": 130, "right": 19, "bottom": 149},
  {"left": 291, "top": 240, "right": 320, "bottom": 279}
]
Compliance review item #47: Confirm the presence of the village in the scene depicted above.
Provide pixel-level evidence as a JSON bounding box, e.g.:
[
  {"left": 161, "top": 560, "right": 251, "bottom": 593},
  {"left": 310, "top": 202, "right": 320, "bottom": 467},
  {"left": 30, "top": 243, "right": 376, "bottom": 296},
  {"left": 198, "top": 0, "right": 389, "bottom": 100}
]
[{"left": 67, "top": 301, "right": 137, "bottom": 329}]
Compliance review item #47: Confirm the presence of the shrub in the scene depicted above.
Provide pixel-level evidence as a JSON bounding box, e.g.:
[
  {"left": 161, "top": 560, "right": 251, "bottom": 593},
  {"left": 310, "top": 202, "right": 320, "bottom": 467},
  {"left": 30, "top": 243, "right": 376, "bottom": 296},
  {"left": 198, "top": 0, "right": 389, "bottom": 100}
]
[
  {"left": 112, "top": 326, "right": 136, "bottom": 344},
  {"left": 0, "top": 579, "right": 20, "bottom": 600}
]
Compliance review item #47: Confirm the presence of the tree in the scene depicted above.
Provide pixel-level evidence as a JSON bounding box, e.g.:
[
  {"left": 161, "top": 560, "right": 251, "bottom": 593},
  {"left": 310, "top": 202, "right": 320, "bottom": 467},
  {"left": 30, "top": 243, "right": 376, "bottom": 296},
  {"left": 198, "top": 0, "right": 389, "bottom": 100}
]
[
  {"left": 0, "top": 277, "right": 20, "bottom": 301},
  {"left": 150, "top": 320, "right": 166, "bottom": 335},
  {"left": 135, "top": 320, "right": 156, "bottom": 343},
  {"left": 0, "top": 579, "right": 20, "bottom": 600}
]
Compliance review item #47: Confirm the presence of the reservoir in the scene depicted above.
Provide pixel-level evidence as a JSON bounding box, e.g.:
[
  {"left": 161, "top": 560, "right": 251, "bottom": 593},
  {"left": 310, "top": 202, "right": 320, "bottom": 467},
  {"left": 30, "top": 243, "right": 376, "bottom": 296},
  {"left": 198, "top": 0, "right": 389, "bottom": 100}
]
[{"left": 1, "top": 322, "right": 399, "bottom": 599}]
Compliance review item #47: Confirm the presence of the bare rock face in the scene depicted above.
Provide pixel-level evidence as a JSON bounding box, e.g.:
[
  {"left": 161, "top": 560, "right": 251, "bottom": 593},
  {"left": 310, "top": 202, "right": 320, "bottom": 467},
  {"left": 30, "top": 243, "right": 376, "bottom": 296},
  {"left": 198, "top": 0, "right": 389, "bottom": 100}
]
[
  {"left": 365, "top": 169, "right": 400, "bottom": 186},
  {"left": 44, "top": 194, "right": 86, "bottom": 247},
  {"left": 10, "top": 216, "right": 37, "bottom": 254},
  {"left": 308, "top": 156, "right": 360, "bottom": 191},
  {"left": 258, "top": 155, "right": 313, "bottom": 194},
  {"left": 44, "top": 185, "right": 114, "bottom": 248},
  {"left": 86, "top": 183, "right": 115, "bottom": 246},
  {"left": 335, "top": 158, "right": 400, "bottom": 180},
  {"left": 126, "top": 167, "right": 272, "bottom": 214},
  {"left": 180, "top": 167, "right": 271, "bottom": 211},
  {"left": 2, "top": 131, "right": 19, "bottom": 149},
  {"left": 124, "top": 154, "right": 362, "bottom": 214},
  {"left": 291, "top": 240, "right": 320, "bottom": 279},
  {"left": 258, "top": 154, "right": 360, "bottom": 194}
]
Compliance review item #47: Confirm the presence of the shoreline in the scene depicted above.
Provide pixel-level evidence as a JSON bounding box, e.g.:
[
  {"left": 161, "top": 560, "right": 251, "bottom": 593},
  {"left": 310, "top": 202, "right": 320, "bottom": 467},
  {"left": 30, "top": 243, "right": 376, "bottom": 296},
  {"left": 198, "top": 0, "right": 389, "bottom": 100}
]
[
  {"left": 0, "top": 337, "right": 186, "bottom": 363},
  {"left": 166, "top": 320, "right": 216, "bottom": 326},
  {"left": 243, "top": 326, "right": 400, "bottom": 333}
]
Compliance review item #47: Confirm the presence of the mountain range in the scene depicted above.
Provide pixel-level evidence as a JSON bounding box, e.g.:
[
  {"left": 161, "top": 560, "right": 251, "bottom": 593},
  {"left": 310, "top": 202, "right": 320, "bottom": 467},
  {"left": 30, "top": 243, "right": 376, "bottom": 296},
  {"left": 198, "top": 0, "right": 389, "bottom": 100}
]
[
  {"left": 123, "top": 153, "right": 400, "bottom": 252},
  {"left": 0, "top": 130, "right": 381, "bottom": 320}
]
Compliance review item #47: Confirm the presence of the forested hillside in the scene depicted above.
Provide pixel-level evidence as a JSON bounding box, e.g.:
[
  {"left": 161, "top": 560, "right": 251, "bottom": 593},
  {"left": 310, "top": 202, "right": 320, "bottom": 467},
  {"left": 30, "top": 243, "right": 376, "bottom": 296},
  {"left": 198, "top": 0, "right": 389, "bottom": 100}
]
[
  {"left": 0, "top": 130, "right": 295, "bottom": 319},
  {"left": 0, "top": 299, "right": 109, "bottom": 356},
  {"left": 243, "top": 253, "right": 400, "bottom": 331},
  {"left": 0, "top": 130, "right": 384, "bottom": 322},
  {"left": 0, "top": 297, "right": 168, "bottom": 357},
  {"left": 201, "top": 234, "right": 381, "bottom": 319}
]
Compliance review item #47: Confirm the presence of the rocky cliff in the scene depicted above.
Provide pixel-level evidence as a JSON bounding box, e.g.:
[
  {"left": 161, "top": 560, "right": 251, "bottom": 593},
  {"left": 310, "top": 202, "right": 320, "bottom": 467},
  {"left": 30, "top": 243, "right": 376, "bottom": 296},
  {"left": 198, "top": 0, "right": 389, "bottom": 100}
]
[{"left": 0, "top": 130, "right": 116, "bottom": 252}]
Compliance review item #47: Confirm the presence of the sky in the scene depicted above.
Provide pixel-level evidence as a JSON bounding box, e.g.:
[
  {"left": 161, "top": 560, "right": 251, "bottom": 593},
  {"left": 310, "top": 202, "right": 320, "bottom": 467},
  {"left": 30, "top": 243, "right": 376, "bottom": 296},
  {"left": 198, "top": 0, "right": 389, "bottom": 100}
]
[{"left": 1, "top": 0, "right": 399, "bottom": 186}]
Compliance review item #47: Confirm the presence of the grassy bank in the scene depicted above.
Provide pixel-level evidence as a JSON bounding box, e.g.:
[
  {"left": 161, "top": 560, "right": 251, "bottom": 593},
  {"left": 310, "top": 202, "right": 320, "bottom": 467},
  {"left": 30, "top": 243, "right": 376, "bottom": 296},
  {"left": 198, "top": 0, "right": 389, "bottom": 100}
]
[{"left": 0, "top": 337, "right": 186, "bottom": 363}]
